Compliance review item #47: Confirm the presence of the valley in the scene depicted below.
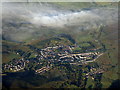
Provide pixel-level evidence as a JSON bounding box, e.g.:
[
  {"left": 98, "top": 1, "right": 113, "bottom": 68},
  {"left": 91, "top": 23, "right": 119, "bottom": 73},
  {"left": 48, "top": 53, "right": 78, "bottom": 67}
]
[{"left": 2, "top": 2, "right": 119, "bottom": 89}]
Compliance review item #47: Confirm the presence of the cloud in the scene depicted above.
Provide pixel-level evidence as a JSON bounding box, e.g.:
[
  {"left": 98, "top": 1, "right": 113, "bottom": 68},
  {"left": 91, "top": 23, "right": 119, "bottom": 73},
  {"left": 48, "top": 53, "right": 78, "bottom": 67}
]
[
  {"left": 2, "top": 2, "right": 117, "bottom": 28},
  {"left": 30, "top": 10, "right": 101, "bottom": 28},
  {"left": 2, "top": 2, "right": 118, "bottom": 42}
]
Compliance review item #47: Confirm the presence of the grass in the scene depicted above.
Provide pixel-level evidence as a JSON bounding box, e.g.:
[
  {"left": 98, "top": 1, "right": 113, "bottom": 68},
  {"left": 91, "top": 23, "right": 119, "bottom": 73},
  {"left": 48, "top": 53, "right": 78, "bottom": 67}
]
[
  {"left": 93, "top": 23, "right": 118, "bottom": 88},
  {"left": 76, "top": 33, "right": 93, "bottom": 43},
  {"left": 73, "top": 47, "right": 82, "bottom": 51},
  {"left": 51, "top": 2, "right": 94, "bottom": 9},
  {"left": 29, "top": 53, "right": 36, "bottom": 58},
  {"left": 2, "top": 53, "right": 20, "bottom": 63},
  {"left": 80, "top": 43, "right": 91, "bottom": 47},
  {"left": 95, "top": 2, "right": 118, "bottom": 7},
  {"left": 32, "top": 35, "right": 74, "bottom": 49},
  {"left": 2, "top": 40, "right": 34, "bottom": 63},
  {"left": 86, "top": 77, "right": 95, "bottom": 88},
  {"left": 51, "top": 2, "right": 117, "bottom": 11},
  {"left": 38, "top": 81, "right": 64, "bottom": 88}
]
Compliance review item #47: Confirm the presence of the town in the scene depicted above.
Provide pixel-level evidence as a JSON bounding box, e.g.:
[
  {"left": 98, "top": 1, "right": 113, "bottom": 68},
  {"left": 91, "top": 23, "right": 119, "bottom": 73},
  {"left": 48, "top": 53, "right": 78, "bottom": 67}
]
[{"left": 2, "top": 44, "right": 103, "bottom": 74}]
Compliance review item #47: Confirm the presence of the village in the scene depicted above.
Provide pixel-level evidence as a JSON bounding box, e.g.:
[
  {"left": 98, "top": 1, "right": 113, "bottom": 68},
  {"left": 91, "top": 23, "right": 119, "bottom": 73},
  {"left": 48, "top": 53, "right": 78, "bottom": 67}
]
[{"left": 2, "top": 44, "right": 103, "bottom": 74}]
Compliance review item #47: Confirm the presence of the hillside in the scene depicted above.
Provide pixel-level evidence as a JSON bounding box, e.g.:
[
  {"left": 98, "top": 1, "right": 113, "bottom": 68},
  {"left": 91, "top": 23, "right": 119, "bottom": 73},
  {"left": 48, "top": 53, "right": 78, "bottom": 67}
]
[{"left": 2, "top": 2, "right": 119, "bottom": 89}]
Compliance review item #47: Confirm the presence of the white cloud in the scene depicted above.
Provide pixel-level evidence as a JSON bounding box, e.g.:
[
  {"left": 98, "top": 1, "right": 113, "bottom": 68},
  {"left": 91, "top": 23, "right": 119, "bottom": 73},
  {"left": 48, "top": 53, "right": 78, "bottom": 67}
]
[
  {"left": 30, "top": 10, "right": 101, "bottom": 28},
  {"left": 2, "top": 2, "right": 118, "bottom": 42}
]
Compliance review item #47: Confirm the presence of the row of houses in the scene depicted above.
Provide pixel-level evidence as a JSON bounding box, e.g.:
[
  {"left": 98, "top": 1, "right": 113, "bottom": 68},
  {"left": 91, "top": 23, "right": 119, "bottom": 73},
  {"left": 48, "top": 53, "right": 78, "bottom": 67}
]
[{"left": 4, "top": 59, "right": 26, "bottom": 72}]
